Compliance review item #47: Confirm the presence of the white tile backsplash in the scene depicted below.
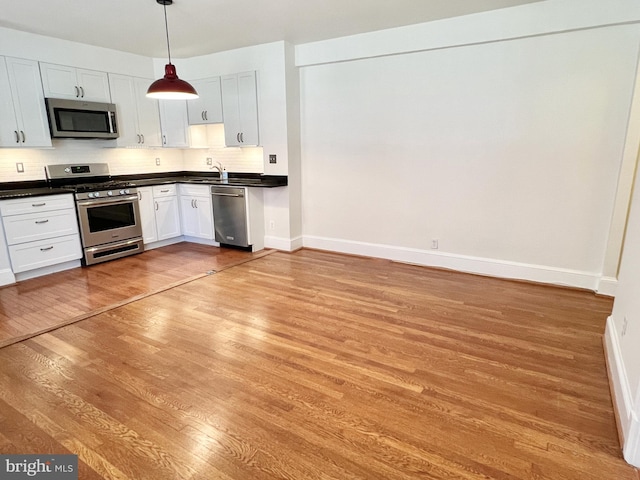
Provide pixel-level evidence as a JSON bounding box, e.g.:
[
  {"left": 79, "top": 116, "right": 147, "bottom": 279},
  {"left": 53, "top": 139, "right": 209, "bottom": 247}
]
[{"left": 0, "top": 123, "right": 264, "bottom": 183}]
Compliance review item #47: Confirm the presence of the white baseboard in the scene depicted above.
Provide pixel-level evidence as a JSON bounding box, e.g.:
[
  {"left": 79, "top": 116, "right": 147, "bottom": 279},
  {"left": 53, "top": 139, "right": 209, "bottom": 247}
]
[
  {"left": 302, "top": 235, "right": 600, "bottom": 290},
  {"left": 264, "top": 235, "right": 303, "bottom": 252},
  {"left": 604, "top": 317, "right": 640, "bottom": 467},
  {"left": 143, "top": 236, "right": 185, "bottom": 251},
  {"left": 14, "top": 260, "right": 81, "bottom": 282},
  {"left": 597, "top": 276, "right": 618, "bottom": 297},
  {"left": 0, "top": 268, "right": 16, "bottom": 286}
]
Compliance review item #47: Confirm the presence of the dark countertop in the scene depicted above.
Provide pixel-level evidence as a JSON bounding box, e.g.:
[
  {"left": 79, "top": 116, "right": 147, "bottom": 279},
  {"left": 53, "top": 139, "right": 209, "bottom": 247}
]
[{"left": 0, "top": 172, "right": 288, "bottom": 199}]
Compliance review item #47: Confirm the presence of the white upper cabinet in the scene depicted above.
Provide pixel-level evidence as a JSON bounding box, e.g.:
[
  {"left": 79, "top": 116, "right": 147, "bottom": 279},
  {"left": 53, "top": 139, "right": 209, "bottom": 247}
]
[
  {"left": 187, "top": 77, "right": 223, "bottom": 125},
  {"left": 159, "top": 100, "right": 189, "bottom": 148},
  {"left": 0, "top": 56, "right": 52, "bottom": 148},
  {"left": 40, "top": 62, "right": 111, "bottom": 102},
  {"left": 221, "top": 71, "right": 259, "bottom": 147},
  {"left": 109, "top": 74, "right": 162, "bottom": 147}
]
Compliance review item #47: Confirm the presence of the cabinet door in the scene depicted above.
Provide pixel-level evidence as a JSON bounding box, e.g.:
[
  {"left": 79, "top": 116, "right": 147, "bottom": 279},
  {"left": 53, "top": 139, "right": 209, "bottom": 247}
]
[
  {"left": 179, "top": 195, "right": 199, "bottom": 237},
  {"left": 155, "top": 195, "right": 181, "bottom": 240},
  {"left": 221, "top": 74, "right": 241, "bottom": 146},
  {"left": 194, "top": 195, "right": 214, "bottom": 239},
  {"left": 134, "top": 77, "right": 162, "bottom": 147},
  {"left": 76, "top": 68, "right": 111, "bottom": 102},
  {"left": 0, "top": 57, "right": 19, "bottom": 147},
  {"left": 221, "top": 71, "right": 259, "bottom": 146},
  {"left": 187, "top": 77, "right": 223, "bottom": 125},
  {"left": 237, "top": 71, "right": 259, "bottom": 145},
  {"left": 109, "top": 74, "right": 140, "bottom": 147},
  {"left": 159, "top": 100, "right": 189, "bottom": 147},
  {"left": 40, "top": 63, "right": 79, "bottom": 99},
  {"left": 137, "top": 187, "right": 158, "bottom": 244},
  {"left": 5, "top": 57, "right": 52, "bottom": 148}
]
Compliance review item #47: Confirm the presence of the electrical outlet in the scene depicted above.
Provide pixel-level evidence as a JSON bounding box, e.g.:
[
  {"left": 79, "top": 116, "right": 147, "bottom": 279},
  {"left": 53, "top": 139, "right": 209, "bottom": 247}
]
[
  {"left": 622, "top": 316, "right": 628, "bottom": 337},
  {"left": 16, "top": 162, "right": 24, "bottom": 173},
  {"left": 155, "top": 158, "right": 161, "bottom": 166},
  {"left": 269, "top": 154, "right": 277, "bottom": 164},
  {"left": 206, "top": 157, "right": 213, "bottom": 165},
  {"left": 431, "top": 239, "right": 439, "bottom": 249},
  {"left": 269, "top": 220, "right": 275, "bottom": 230}
]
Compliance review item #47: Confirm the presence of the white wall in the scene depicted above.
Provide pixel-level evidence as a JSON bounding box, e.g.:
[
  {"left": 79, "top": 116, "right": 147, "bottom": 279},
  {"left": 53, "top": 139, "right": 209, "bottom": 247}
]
[{"left": 298, "top": 3, "right": 640, "bottom": 289}]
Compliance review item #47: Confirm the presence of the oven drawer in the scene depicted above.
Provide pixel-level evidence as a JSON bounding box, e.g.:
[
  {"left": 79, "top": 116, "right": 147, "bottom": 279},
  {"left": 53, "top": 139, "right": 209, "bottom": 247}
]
[
  {"left": 152, "top": 184, "right": 177, "bottom": 197},
  {"left": 3, "top": 209, "right": 79, "bottom": 246},
  {"left": 8, "top": 234, "right": 82, "bottom": 273},
  {"left": 0, "top": 194, "right": 75, "bottom": 216}
]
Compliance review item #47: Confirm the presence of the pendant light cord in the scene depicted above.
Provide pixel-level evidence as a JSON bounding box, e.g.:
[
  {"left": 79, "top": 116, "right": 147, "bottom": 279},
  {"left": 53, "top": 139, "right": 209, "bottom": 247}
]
[{"left": 163, "top": 2, "right": 172, "bottom": 64}]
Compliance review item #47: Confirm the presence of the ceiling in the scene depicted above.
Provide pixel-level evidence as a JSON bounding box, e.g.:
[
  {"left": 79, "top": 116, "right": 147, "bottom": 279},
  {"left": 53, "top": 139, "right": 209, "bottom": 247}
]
[{"left": 1, "top": 0, "right": 543, "bottom": 59}]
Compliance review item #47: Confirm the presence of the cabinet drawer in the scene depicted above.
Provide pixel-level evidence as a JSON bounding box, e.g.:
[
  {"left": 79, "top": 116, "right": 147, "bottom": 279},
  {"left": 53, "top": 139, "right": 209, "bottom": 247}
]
[
  {"left": 0, "top": 194, "right": 75, "bottom": 216},
  {"left": 9, "top": 234, "right": 82, "bottom": 273},
  {"left": 152, "top": 184, "right": 177, "bottom": 197},
  {"left": 179, "top": 183, "right": 210, "bottom": 197},
  {"left": 3, "top": 209, "right": 79, "bottom": 245}
]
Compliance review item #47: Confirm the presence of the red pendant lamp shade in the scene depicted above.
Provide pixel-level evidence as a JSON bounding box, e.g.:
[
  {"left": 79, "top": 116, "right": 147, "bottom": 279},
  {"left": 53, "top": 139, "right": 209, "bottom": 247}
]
[{"left": 147, "top": 0, "right": 198, "bottom": 100}]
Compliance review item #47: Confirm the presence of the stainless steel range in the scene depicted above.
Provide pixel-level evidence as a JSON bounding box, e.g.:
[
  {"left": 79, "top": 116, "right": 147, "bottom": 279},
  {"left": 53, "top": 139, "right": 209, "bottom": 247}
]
[{"left": 46, "top": 163, "right": 144, "bottom": 265}]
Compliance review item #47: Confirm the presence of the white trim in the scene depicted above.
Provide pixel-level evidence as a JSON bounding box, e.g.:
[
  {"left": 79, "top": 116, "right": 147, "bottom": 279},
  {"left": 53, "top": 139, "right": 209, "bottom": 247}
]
[
  {"left": 14, "top": 260, "right": 81, "bottom": 282},
  {"left": 604, "top": 316, "right": 640, "bottom": 467},
  {"left": 302, "top": 235, "right": 600, "bottom": 290},
  {"left": 142, "top": 236, "right": 184, "bottom": 251},
  {"left": 597, "top": 276, "right": 619, "bottom": 297},
  {"left": 264, "top": 235, "right": 303, "bottom": 252},
  {"left": 625, "top": 413, "right": 640, "bottom": 467},
  {"left": 0, "top": 268, "right": 15, "bottom": 286}
]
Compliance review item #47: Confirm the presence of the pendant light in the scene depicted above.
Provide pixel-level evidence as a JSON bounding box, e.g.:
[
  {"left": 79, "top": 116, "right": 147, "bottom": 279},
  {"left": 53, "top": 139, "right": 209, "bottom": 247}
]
[{"left": 147, "top": 0, "right": 198, "bottom": 99}]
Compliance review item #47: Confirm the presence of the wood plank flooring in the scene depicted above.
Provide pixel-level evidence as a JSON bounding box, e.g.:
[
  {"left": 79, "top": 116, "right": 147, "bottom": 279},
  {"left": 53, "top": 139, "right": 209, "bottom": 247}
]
[
  {"left": 0, "top": 242, "right": 271, "bottom": 348},
  {"left": 0, "top": 249, "right": 637, "bottom": 479}
]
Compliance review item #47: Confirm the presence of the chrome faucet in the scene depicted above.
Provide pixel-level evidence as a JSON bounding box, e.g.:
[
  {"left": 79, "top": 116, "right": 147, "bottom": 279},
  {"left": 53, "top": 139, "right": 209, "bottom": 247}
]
[{"left": 210, "top": 161, "right": 224, "bottom": 177}]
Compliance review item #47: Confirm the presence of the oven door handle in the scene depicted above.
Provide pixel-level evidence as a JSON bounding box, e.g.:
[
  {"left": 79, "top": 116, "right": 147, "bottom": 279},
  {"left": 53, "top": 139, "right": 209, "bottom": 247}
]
[{"left": 77, "top": 195, "right": 140, "bottom": 207}]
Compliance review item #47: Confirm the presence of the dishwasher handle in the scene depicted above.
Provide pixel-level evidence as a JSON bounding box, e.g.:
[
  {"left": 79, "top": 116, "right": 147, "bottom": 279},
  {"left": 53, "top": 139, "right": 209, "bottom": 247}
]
[{"left": 211, "top": 192, "right": 243, "bottom": 197}]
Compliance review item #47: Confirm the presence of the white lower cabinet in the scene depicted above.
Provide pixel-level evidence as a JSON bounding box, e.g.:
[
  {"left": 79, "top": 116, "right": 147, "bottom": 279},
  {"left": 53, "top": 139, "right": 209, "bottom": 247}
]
[
  {"left": 0, "top": 194, "right": 82, "bottom": 274},
  {"left": 179, "top": 184, "right": 214, "bottom": 240},
  {"left": 137, "top": 185, "right": 181, "bottom": 244}
]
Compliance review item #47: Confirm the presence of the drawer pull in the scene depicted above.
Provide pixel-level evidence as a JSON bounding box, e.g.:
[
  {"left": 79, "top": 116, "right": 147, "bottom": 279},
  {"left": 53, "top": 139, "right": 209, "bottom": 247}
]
[
  {"left": 31, "top": 203, "right": 46, "bottom": 207},
  {"left": 40, "top": 246, "right": 54, "bottom": 252},
  {"left": 160, "top": 189, "right": 170, "bottom": 193},
  {"left": 35, "top": 219, "right": 49, "bottom": 224}
]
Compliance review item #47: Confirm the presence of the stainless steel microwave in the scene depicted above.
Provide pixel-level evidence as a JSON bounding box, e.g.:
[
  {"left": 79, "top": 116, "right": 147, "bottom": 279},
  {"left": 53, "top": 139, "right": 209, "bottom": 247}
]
[{"left": 45, "top": 98, "right": 119, "bottom": 139}]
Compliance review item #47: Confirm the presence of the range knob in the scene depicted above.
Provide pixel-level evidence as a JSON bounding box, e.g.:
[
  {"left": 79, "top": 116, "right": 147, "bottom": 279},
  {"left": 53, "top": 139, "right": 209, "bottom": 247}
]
[
  {"left": 119, "top": 189, "right": 126, "bottom": 195},
  {"left": 88, "top": 192, "right": 95, "bottom": 198},
  {"left": 94, "top": 192, "right": 100, "bottom": 198},
  {"left": 125, "top": 189, "right": 130, "bottom": 194},
  {"left": 107, "top": 191, "right": 113, "bottom": 196},
  {"left": 64, "top": 167, "right": 71, "bottom": 173}
]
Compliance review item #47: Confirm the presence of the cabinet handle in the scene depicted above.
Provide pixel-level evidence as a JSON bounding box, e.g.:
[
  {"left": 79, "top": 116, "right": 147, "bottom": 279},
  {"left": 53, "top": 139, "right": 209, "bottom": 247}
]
[
  {"left": 155, "top": 201, "right": 158, "bottom": 211},
  {"left": 31, "top": 203, "right": 46, "bottom": 207},
  {"left": 138, "top": 191, "right": 142, "bottom": 200},
  {"left": 163, "top": 135, "right": 167, "bottom": 145},
  {"left": 40, "top": 246, "right": 54, "bottom": 252},
  {"left": 201, "top": 111, "right": 205, "bottom": 121},
  {"left": 204, "top": 111, "right": 208, "bottom": 121},
  {"left": 74, "top": 86, "right": 80, "bottom": 97},
  {"left": 35, "top": 219, "right": 49, "bottom": 224},
  {"left": 141, "top": 134, "right": 145, "bottom": 144},
  {"left": 191, "top": 199, "right": 195, "bottom": 208},
  {"left": 20, "top": 131, "right": 25, "bottom": 143},
  {"left": 14, "top": 131, "right": 19, "bottom": 143},
  {"left": 237, "top": 133, "right": 241, "bottom": 143},
  {"left": 137, "top": 134, "right": 141, "bottom": 144},
  {"left": 79, "top": 86, "right": 85, "bottom": 98}
]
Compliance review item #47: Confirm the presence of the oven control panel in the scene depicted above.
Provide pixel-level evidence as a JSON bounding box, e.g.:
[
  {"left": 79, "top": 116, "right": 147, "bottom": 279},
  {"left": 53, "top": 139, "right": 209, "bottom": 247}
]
[{"left": 76, "top": 188, "right": 137, "bottom": 201}]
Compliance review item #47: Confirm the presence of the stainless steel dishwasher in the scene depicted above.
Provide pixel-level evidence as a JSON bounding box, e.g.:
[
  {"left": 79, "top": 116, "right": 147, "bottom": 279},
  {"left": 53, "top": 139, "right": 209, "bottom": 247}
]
[{"left": 211, "top": 186, "right": 248, "bottom": 247}]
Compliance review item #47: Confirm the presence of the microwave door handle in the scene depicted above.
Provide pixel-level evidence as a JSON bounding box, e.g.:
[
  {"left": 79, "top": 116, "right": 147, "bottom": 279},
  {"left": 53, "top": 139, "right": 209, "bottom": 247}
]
[{"left": 108, "top": 111, "right": 117, "bottom": 134}]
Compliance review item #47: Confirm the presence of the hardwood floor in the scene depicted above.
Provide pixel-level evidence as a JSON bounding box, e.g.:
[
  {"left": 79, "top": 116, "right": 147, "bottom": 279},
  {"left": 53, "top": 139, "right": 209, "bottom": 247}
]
[
  {"left": 0, "top": 242, "right": 272, "bottom": 348},
  {"left": 0, "top": 249, "right": 637, "bottom": 479}
]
